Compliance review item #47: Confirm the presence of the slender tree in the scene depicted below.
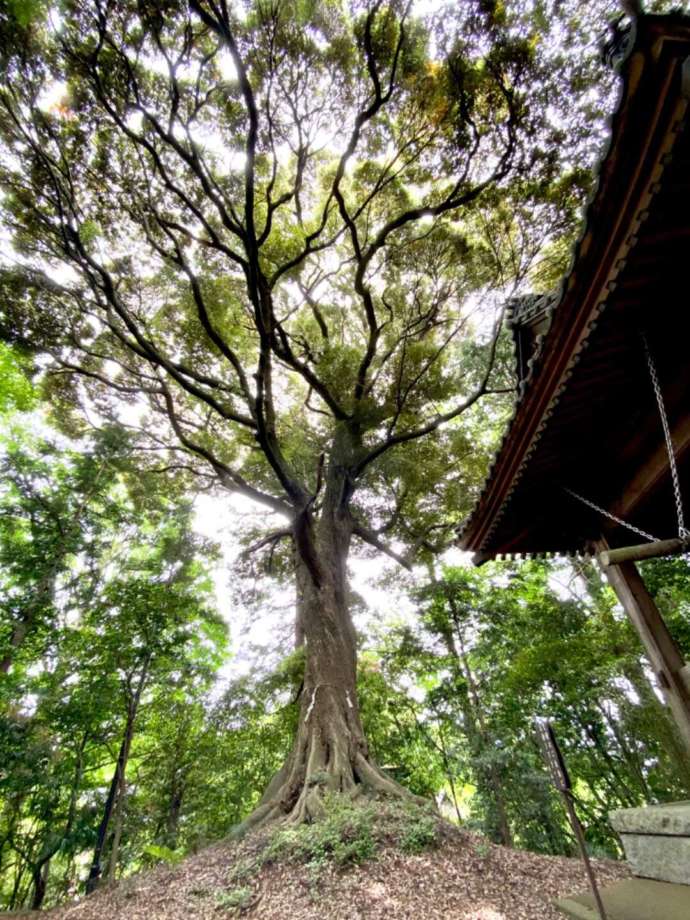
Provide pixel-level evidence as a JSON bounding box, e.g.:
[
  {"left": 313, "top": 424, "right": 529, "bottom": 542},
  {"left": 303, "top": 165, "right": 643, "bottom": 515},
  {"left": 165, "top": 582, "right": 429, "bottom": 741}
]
[
  {"left": 0, "top": 408, "right": 227, "bottom": 907},
  {"left": 0, "top": 0, "right": 616, "bottom": 823}
]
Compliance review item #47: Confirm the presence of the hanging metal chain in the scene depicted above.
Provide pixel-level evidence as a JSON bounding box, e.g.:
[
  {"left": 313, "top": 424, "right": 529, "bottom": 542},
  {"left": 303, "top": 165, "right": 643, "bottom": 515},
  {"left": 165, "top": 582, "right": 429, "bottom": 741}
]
[
  {"left": 642, "top": 334, "right": 689, "bottom": 541},
  {"left": 563, "top": 487, "right": 659, "bottom": 543}
]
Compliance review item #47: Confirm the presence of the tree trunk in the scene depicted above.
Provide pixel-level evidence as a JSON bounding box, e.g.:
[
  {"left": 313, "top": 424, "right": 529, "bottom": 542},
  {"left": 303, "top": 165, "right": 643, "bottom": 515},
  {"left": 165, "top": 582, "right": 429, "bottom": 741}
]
[
  {"left": 85, "top": 734, "right": 128, "bottom": 894},
  {"left": 164, "top": 783, "right": 184, "bottom": 850},
  {"left": 443, "top": 611, "right": 513, "bottom": 848},
  {"left": 107, "top": 783, "right": 125, "bottom": 884},
  {"left": 30, "top": 859, "right": 50, "bottom": 910},
  {"left": 437, "top": 723, "right": 463, "bottom": 824},
  {"left": 155, "top": 731, "right": 189, "bottom": 851},
  {"left": 238, "top": 505, "right": 412, "bottom": 831},
  {"left": 458, "top": 651, "right": 512, "bottom": 848},
  {"left": 29, "top": 732, "right": 88, "bottom": 909},
  {"left": 8, "top": 863, "right": 25, "bottom": 911},
  {"left": 86, "top": 666, "right": 147, "bottom": 894}
]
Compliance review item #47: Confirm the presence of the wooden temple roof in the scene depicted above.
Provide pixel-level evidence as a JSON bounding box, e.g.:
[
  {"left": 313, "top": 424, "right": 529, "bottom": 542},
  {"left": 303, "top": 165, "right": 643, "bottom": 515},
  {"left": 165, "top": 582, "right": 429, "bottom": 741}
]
[{"left": 459, "top": 14, "right": 690, "bottom": 565}]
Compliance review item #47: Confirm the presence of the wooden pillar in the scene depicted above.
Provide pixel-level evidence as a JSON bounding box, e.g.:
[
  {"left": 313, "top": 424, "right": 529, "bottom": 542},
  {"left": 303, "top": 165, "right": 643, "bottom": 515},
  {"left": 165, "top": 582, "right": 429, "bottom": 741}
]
[{"left": 596, "top": 544, "right": 690, "bottom": 758}]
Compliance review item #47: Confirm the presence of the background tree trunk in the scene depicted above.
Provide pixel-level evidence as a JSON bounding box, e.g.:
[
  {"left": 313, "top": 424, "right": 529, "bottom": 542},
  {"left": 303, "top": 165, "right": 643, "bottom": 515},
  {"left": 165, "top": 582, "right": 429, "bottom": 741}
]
[
  {"left": 30, "top": 860, "right": 50, "bottom": 910},
  {"left": 30, "top": 733, "right": 88, "bottom": 909},
  {"left": 440, "top": 607, "right": 513, "bottom": 848},
  {"left": 86, "top": 666, "right": 147, "bottom": 893},
  {"left": 86, "top": 732, "right": 129, "bottom": 894},
  {"left": 107, "top": 779, "right": 126, "bottom": 884}
]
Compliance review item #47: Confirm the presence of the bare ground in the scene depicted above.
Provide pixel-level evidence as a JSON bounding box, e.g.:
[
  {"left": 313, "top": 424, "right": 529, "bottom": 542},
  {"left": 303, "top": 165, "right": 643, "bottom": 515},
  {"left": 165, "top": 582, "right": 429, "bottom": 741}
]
[{"left": 10, "top": 823, "right": 630, "bottom": 920}]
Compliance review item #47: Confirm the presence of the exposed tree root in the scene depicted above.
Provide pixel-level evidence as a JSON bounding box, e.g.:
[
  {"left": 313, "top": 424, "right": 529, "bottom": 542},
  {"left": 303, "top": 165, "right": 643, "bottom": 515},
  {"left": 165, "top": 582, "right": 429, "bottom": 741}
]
[{"left": 233, "top": 686, "right": 425, "bottom": 837}]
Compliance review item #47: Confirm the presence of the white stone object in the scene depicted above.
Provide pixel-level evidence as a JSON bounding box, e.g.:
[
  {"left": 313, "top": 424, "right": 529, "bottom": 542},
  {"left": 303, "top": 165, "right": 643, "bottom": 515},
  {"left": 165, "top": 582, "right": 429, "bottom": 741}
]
[{"left": 610, "top": 802, "right": 690, "bottom": 886}]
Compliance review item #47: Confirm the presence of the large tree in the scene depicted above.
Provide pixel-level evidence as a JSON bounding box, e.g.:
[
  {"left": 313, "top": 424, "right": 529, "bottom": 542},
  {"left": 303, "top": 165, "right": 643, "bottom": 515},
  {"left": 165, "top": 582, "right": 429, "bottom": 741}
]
[{"left": 0, "top": 0, "right": 615, "bottom": 824}]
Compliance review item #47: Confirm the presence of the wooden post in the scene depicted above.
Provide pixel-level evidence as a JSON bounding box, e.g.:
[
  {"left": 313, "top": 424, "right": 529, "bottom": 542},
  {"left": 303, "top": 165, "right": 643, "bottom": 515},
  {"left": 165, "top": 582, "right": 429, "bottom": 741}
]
[
  {"left": 536, "top": 721, "right": 608, "bottom": 920},
  {"left": 596, "top": 540, "right": 690, "bottom": 757}
]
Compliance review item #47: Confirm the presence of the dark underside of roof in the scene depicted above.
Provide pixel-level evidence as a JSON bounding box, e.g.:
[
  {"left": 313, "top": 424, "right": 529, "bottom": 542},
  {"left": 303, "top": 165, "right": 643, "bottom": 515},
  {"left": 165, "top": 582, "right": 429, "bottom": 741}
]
[
  {"left": 486, "top": 231, "right": 690, "bottom": 561},
  {"left": 460, "top": 15, "right": 690, "bottom": 563}
]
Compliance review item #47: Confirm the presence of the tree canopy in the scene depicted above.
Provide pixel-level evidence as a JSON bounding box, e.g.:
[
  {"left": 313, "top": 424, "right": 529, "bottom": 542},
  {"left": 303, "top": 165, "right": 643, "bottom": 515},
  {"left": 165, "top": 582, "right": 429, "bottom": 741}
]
[
  {"left": 2, "top": 0, "right": 690, "bottom": 913},
  {"left": 0, "top": 0, "right": 612, "bottom": 545}
]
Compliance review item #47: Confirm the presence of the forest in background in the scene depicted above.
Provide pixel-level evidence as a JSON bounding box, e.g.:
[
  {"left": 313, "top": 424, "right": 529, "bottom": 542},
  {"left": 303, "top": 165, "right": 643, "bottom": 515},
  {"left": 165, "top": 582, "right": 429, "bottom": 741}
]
[
  {"left": 2, "top": 0, "right": 690, "bottom": 912},
  {"left": 2, "top": 340, "right": 690, "bottom": 911}
]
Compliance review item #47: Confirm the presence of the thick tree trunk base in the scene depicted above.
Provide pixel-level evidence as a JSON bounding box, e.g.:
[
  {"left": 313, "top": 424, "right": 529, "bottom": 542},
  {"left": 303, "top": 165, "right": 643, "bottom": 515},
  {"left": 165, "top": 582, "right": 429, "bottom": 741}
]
[
  {"left": 232, "top": 508, "right": 424, "bottom": 838},
  {"left": 232, "top": 686, "right": 417, "bottom": 837}
]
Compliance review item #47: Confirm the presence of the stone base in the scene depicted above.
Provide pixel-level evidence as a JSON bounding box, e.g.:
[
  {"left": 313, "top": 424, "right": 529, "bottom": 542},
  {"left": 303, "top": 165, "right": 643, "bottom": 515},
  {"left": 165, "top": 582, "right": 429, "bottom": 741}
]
[
  {"left": 557, "top": 878, "right": 690, "bottom": 920},
  {"left": 609, "top": 801, "right": 690, "bottom": 886}
]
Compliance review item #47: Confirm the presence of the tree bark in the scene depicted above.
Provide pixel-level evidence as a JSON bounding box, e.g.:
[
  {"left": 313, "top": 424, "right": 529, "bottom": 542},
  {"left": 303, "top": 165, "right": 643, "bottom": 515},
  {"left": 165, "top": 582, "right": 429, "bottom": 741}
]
[
  {"left": 85, "top": 734, "right": 128, "bottom": 894},
  {"left": 238, "top": 496, "right": 413, "bottom": 831},
  {"left": 154, "top": 725, "right": 190, "bottom": 851},
  {"left": 86, "top": 665, "right": 147, "bottom": 893},
  {"left": 436, "top": 723, "right": 463, "bottom": 824},
  {"left": 30, "top": 860, "right": 50, "bottom": 911},
  {"left": 164, "top": 783, "right": 184, "bottom": 851},
  {"left": 107, "top": 776, "right": 126, "bottom": 884},
  {"left": 8, "top": 863, "right": 25, "bottom": 911}
]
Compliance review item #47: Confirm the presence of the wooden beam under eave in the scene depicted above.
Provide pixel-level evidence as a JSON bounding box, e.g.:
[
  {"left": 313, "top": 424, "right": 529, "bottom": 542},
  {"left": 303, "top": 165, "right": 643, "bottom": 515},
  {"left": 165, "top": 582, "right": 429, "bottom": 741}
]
[{"left": 611, "top": 413, "right": 690, "bottom": 523}]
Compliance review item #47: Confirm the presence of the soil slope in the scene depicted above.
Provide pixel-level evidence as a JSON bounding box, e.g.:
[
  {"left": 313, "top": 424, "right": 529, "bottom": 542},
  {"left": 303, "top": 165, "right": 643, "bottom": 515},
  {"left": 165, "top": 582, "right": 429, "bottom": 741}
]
[{"left": 15, "top": 828, "right": 628, "bottom": 920}]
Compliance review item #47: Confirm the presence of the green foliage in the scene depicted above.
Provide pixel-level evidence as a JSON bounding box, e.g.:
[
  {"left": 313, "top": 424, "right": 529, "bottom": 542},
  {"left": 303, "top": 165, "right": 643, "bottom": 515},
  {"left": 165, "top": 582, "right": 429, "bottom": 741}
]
[
  {"left": 265, "top": 796, "right": 376, "bottom": 868},
  {"left": 395, "top": 559, "right": 690, "bottom": 856},
  {"left": 0, "top": 411, "right": 230, "bottom": 910},
  {"left": 473, "top": 838, "right": 491, "bottom": 859},
  {"left": 178, "top": 667, "right": 297, "bottom": 849},
  {"left": 227, "top": 856, "right": 261, "bottom": 885},
  {"left": 142, "top": 845, "right": 184, "bottom": 867},
  {"left": 0, "top": 342, "right": 36, "bottom": 414},
  {"left": 215, "top": 886, "right": 254, "bottom": 911},
  {"left": 3, "top": 1, "right": 690, "bottom": 910},
  {"left": 0, "top": 0, "right": 623, "bottom": 585},
  {"left": 397, "top": 804, "right": 439, "bottom": 854},
  {"left": 358, "top": 653, "right": 446, "bottom": 798},
  {"left": 264, "top": 795, "right": 441, "bottom": 871},
  {"left": 5, "top": 0, "right": 48, "bottom": 30}
]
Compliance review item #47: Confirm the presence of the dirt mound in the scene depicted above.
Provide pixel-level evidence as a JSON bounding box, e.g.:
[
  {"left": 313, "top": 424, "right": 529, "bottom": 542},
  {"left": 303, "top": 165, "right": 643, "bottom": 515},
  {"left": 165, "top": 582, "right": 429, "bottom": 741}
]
[{"left": 23, "top": 826, "right": 628, "bottom": 920}]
